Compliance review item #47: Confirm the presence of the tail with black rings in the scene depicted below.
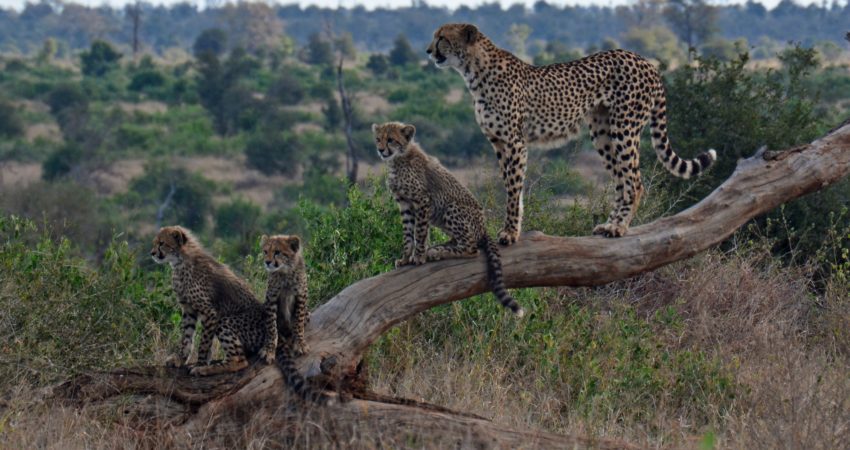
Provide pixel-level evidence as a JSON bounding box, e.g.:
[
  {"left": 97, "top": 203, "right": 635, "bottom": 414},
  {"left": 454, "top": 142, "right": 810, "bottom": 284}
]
[
  {"left": 479, "top": 235, "right": 524, "bottom": 317},
  {"left": 275, "top": 344, "right": 335, "bottom": 406}
]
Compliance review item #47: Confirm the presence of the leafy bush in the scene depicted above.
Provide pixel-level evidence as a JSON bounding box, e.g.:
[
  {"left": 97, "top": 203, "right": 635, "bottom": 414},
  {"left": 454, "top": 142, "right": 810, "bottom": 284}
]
[
  {"left": 41, "top": 143, "right": 84, "bottom": 180},
  {"left": 128, "top": 69, "right": 167, "bottom": 92},
  {"left": 193, "top": 28, "right": 228, "bottom": 57},
  {"left": 215, "top": 198, "right": 262, "bottom": 238},
  {"left": 0, "top": 97, "right": 24, "bottom": 138},
  {"left": 0, "top": 215, "right": 174, "bottom": 389},
  {"left": 244, "top": 129, "right": 302, "bottom": 176},
  {"left": 127, "top": 161, "right": 217, "bottom": 232},
  {"left": 80, "top": 40, "right": 122, "bottom": 77}
]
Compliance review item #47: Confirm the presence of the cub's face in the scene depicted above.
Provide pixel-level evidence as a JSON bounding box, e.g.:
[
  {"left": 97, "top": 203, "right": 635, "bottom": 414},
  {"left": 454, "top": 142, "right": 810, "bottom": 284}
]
[
  {"left": 151, "top": 226, "right": 188, "bottom": 265},
  {"left": 426, "top": 23, "right": 480, "bottom": 69},
  {"left": 372, "top": 122, "right": 416, "bottom": 161},
  {"left": 261, "top": 235, "right": 301, "bottom": 273}
]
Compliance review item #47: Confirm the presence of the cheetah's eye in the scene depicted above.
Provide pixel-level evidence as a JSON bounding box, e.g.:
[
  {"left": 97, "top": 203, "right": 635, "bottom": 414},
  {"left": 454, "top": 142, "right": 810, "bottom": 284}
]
[
  {"left": 388, "top": 138, "right": 397, "bottom": 145},
  {"left": 274, "top": 250, "right": 281, "bottom": 256}
]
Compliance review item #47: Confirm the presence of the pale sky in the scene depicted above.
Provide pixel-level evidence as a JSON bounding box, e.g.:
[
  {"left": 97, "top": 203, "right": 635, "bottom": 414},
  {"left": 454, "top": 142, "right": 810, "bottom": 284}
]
[{"left": 0, "top": 0, "right": 826, "bottom": 11}]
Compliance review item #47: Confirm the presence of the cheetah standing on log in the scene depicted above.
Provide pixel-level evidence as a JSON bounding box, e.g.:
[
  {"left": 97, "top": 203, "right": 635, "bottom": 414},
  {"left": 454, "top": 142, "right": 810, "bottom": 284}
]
[
  {"left": 426, "top": 23, "right": 716, "bottom": 242},
  {"left": 373, "top": 121, "right": 524, "bottom": 316},
  {"left": 151, "top": 226, "right": 277, "bottom": 376}
]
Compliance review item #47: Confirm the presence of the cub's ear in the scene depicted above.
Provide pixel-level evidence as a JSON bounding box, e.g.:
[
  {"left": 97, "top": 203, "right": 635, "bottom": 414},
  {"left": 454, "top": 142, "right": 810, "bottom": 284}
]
[
  {"left": 288, "top": 236, "right": 301, "bottom": 253},
  {"left": 371, "top": 123, "right": 379, "bottom": 134},
  {"left": 461, "top": 24, "right": 480, "bottom": 44},
  {"left": 260, "top": 234, "right": 269, "bottom": 247},
  {"left": 172, "top": 228, "right": 187, "bottom": 246},
  {"left": 401, "top": 124, "right": 416, "bottom": 141}
]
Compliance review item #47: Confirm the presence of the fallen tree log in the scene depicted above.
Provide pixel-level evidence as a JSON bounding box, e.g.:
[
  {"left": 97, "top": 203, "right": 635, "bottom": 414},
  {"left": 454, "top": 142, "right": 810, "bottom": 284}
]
[{"left": 54, "top": 120, "right": 850, "bottom": 448}]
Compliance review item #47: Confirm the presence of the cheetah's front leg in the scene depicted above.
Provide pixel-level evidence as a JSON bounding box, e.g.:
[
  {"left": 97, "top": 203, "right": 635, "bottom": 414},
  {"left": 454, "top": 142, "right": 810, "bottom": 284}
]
[
  {"left": 492, "top": 139, "right": 528, "bottom": 245},
  {"left": 395, "top": 197, "right": 415, "bottom": 268},
  {"left": 409, "top": 201, "right": 431, "bottom": 265},
  {"left": 166, "top": 307, "right": 196, "bottom": 367}
]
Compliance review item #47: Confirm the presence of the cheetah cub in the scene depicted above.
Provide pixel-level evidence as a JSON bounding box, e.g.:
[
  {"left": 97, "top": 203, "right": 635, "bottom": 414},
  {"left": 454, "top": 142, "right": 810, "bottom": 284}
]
[
  {"left": 261, "top": 234, "right": 332, "bottom": 404},
  {"left": 373, "top": 121, "right": 524, "bottom": 316},
  {"left": 151, "top": 226, "right": 277, "bottom": 376}
]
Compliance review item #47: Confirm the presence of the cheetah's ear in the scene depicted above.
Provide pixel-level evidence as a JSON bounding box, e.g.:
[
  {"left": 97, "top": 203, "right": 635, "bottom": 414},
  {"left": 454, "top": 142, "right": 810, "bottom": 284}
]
[
  {"left": 371, "top": 123, "right": 379, "bottom": 134},
  {"left": 288, "top": 236, "right": 301, "bottom": 253},
  {"left": 401, "top": 124, "right": 416, "bottom": 141},
  {"left": 461, "top": 24, "right": 479, "bottom": 44},
  {"left": 172, "top": 228, "right": 187, "bottom": 246},
  {"left": 260, "top": 234, "right": 268, "bottom": 247}
]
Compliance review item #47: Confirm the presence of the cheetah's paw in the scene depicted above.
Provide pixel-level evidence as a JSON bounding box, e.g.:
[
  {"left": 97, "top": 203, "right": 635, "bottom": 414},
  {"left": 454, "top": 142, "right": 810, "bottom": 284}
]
[
  {"left": 498, "top": 228, "right": 520, "bottom": 246},
  {"left": 592, "top": 222, "right": 627, "bottom": 238}
]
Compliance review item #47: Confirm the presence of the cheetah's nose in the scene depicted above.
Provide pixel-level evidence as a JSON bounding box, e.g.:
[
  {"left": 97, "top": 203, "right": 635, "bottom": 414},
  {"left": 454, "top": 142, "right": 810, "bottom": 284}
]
[{"left": 426, "top": 47, "right": 432, "bottom": 54}]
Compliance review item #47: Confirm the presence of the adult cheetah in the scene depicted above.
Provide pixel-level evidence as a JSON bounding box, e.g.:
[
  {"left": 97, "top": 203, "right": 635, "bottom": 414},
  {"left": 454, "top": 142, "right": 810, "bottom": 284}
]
[{"left": 426, "top": 23, "right": 716, "bottom": 242}]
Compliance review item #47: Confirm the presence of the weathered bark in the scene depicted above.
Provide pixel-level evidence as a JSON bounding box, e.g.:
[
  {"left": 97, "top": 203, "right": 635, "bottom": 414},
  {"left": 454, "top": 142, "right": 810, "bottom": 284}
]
[{"left": 55, "top": 122, "right": 850, "bottom": 448}]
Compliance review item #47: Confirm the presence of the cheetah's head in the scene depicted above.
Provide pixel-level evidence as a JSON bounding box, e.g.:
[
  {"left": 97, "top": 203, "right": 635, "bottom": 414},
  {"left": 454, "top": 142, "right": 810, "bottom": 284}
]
[
  {"left": 426, "top": 23, "right": 481, "bottom": 69},
  {"left": 151, "top": 226, "right": 190, "bottom": 265},
  {"left": 372, "top": 122, "right": 415, "bottom": 161},
  {"left": 261, "top": 234, "right": 301, "bottom": 273}
]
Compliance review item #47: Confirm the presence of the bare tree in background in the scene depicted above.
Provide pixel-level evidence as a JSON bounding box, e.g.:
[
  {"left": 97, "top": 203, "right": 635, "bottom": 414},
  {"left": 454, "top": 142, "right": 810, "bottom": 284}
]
[
  {"left": 325, "top": 20, "right": 359, "bottom": 185},
  {"left": 125, "top": 1, "right": 141, "bottom": 58}
]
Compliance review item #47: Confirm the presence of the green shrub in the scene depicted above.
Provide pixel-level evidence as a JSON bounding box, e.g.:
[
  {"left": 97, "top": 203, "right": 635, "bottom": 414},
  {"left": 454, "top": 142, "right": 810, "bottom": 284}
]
[
  {"left": 0, "top": 97, "right": 24, "bottom": 138},
  {"left": 128, "top": 161, "right": 217, "bottom": 232},
  {"left": 0, "top": 215, "right": 174, "bottom": 389},
  {"left": 80, "top": 40, "right": 122, "bottom": 77},
  {"left": 41, "top": 143, "right": 84, "bottom": 180},
  {"left": 215, "top": 198, "right": 262, "bottom": 238},
  {"left": 128, "top": 69, "right": 167, "bottom": 92}
]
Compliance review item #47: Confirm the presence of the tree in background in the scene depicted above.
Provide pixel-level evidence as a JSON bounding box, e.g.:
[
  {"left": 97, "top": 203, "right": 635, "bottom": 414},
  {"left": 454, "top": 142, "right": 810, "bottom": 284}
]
[
  {"left": 36, "top": 38, "right": 57, "bottom": 65},
  {"left": 389, "top": 34, "right": 419, "bottom": 66},
  {"left": 507, "top": 23, "right": 532, "bottom": 60},
  {"left": 219, "top": 2, "right": 284, "bottom": 56},
  {"left": 80, "top": 40, "right": 122, "bottom": 77},
  {"left": 621, "top": 26, "right": 684, "bottom": 63},
  {"left": 662, "top": 0, "right": 717, "bottom": 52},
  {"left": 366, "top": 53, "right": 390, "bottom": 76},
  {"left": 334, "top": 32, "right": 357, "bottom": 60},
  {"left": 125, "top": 1, "right": 142, "bottom": 58},
  {"left": 0, "top": 99, "right": 24, "bottom": 139},
  {"left": 196, "top": 48, "right": 261, "bottom": 135},
  {"left": 215, "top": 198, "right": 262, "bottom": 238},
  {"left": 303, "top": 32, "right": 335, "bottom": 66},
  {"left": 193, "top": 28, "right": 228, "bottom": 58}
]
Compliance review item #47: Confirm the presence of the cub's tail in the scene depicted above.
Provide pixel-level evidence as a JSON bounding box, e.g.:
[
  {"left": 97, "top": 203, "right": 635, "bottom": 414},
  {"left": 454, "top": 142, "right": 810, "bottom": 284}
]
[
  {"left": 479, "top": 235, "right": 524, "bottom": 317},
  {"left": 275, "top": 344, "right": 335, "bottom": 406},
  {"left": 264, "top": 299, "right": 334, "bottom": 405},
  {"left": 650, "top": 89, "right": 717, "bottom": 179}
]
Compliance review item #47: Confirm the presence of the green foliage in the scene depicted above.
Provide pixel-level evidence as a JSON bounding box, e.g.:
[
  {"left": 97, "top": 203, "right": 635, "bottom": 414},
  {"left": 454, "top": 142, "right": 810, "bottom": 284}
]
[
  {"left": 46, "top": 82, "right": 88, "bottom": 117},
  {"left": 215, "top": 198, "right": 262, "bottom": 238},
  {"left": 303, "top": 33, "right": 334, "bottom": 66},
  {"left": 267, "top": 72, "right": 305, "bottom": 105},
  {"left": 128, "top": 69, "right": 167, "bottom": 92},
  {"left": 389, "top": 34, "right": 419, "bottom": 67},
  {"left": 41, "top": 143, "right": 84, "bottom": 180},
  {"left": 0, "top": 97, "right": 24, "bottom": 139},
  {"left": 127, "top": 161, "right": 217, "bottom": 231},
  {"left": 533, "top": 40, "right": 583, "bottom": 65},
  {"left": 621, "top": 26, "right": 685, "bottom": 63},
  {"left": 244, "top": 129, "right": 302, "bottom": 176},
  {"left": 193, "top": 28, "right": 228, "bottom": 57},
  {"left": 80, "top": 40, "right": 122, "bottom": 77},
  {"left": 299, "top": 179, "right": 401, "bottom": 303},
  {"left": 0, "top": 215, "right": 174, "bottom": 389},
  {"left": 366, "top": 53, "right": 390, "bottom": 76},
  {"left": 196, "top": 49, "right": 261, "bottom": 135}
]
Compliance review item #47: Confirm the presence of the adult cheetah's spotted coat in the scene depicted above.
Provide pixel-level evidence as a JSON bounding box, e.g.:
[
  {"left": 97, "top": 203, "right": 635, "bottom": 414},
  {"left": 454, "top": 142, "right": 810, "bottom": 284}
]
[{"left": 426, "top": 23, "right": 716, "bottom": 241}]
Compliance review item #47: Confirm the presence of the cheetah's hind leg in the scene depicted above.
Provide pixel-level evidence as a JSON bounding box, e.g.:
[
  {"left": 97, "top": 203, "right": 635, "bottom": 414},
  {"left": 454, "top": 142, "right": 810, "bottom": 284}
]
[{"left": 190, "top": 324, "right": 249, "bottom": 376}]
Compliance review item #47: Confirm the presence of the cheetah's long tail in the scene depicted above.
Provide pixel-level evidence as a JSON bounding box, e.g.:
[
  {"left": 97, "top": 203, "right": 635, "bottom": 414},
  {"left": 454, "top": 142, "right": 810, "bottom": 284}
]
[
  {"left": 264, "top": 300, "right": 334, "bottom": 405},
  {"left": 650, "top": 91, "right": 717, "bottom": 179},
  {"left": 479, "top": 235, "right": 524, "bottom": 317},
  {"left": 275, "top": 344, "right": 335, "bottom": 406}
]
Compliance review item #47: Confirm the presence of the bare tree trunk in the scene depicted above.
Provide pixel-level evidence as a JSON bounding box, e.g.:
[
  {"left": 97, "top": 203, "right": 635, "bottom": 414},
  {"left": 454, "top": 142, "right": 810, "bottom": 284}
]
[
  {"left": 337, "top": 54, "right": 359, "bottom": 185},
  {"left": 155, "top": 181, "right": 176, "bottom": 229},
  {"left": 127, "top": 2, "right": 141, "bottom": 59},
  {"left": 53, "top": 121, "right": 850, "bottom": 447}
]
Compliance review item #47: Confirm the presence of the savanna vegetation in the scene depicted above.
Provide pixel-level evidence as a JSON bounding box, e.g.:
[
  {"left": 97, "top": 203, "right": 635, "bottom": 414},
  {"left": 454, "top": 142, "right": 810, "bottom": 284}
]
[{"left": 0, "top": 1, "right": 849, "bottom": 448}]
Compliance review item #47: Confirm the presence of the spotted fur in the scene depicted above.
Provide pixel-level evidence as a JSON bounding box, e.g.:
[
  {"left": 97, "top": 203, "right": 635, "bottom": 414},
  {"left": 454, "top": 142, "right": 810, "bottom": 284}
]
[
  {"left": 150, "top": 226, "right": 277, "bottom": 376},
  {"left": 373, "top": 121, "right": 524, "bottom": 316},
  {"left": 261, "top": 235, "right": 332, "bottom": 404},
  {"left": 426, "top": 23, "right": 717, "bottom": 241}
]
